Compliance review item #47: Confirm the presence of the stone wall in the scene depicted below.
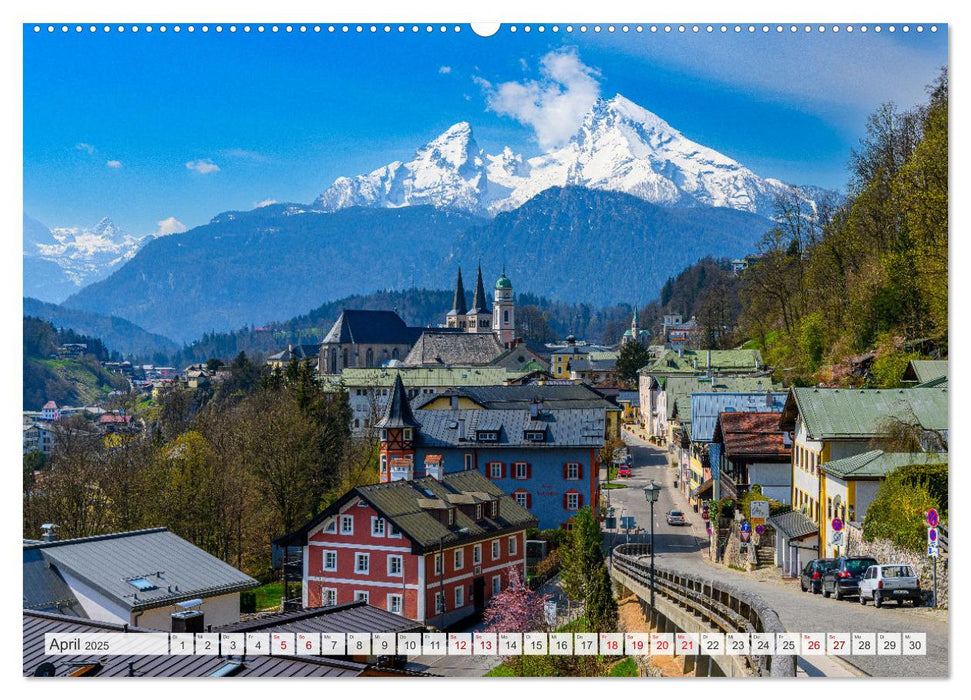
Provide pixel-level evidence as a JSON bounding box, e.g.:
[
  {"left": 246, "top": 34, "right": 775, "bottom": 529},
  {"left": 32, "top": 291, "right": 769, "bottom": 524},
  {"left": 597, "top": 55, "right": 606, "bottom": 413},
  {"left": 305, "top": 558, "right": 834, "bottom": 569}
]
[{"left": 845, "top": 524, "right": 948, "bottom": 608}]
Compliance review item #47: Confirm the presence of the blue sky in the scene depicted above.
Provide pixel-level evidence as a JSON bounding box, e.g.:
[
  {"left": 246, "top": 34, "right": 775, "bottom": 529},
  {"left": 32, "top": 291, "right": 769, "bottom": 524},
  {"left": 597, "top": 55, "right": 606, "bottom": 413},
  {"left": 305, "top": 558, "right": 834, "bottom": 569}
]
[{"left": 23, "top": 24, "right": 947, "bottom": 237}]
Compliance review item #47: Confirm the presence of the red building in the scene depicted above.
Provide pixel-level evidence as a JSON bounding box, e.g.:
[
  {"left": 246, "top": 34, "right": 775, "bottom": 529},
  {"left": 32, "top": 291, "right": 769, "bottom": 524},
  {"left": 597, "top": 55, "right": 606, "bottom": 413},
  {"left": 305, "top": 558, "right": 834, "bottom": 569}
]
[{"left": 279, "top": 470, "right": 537, "bottom": 629}]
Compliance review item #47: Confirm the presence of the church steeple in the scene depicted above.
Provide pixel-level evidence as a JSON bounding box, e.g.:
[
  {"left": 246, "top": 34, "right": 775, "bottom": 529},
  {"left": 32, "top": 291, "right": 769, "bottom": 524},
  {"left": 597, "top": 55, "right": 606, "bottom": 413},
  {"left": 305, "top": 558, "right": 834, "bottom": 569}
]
[
  {"left": 447, "top": 267, "right": 467, "bottom": 317},
  {"left": 470, "top": 263, "right": 490, "bottom": 314}
]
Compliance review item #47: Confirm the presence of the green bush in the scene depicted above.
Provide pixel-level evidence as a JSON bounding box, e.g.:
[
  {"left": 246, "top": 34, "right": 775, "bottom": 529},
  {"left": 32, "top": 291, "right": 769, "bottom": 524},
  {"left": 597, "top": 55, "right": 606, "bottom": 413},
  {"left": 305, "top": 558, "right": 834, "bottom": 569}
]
[
  {"left": 863, "top": 469, "right": 942, "bottom": 551},
  {"left": 239, "top": 591, "right": 257, "bottom": 614}
]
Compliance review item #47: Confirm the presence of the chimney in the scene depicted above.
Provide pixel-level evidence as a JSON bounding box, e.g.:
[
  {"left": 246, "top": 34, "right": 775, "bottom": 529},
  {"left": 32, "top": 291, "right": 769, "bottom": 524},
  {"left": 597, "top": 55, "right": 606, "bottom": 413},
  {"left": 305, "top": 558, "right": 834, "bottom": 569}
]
[
  {"left": 457, "top": 418, "right": 466, "bottom": 441},
  {"left": 450, "top": 395, "right": 459, "bottom": 410},
  {"left": 171, "top": 599, "right": 205, "bottom": 633},
  {"left": 756, "top": 380, "right": 763, "bottom": 393},
  {"left": 40, "top": 523, "right": 58, "bottom": 542},
  {"left": 530, "top": 399, "right": 541, "bottom": 419}
]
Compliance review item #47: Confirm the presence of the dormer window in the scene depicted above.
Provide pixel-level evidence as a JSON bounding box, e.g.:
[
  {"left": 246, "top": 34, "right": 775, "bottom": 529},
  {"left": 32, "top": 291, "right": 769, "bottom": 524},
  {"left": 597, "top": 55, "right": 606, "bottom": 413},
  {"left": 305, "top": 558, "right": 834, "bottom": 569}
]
[
  {"left": 476, "top": 430, "right": 498, "bottom": 442},
  {"left": 490, "top": 500, "right": 499, "bottom": 518},
  {"left": 525, "top": 430, "right": 545, "bottom": 442},
  {"left": 447, "top": 508, "right": 455, "bottom": 526},
  {"left": 475, "top": 504, "right": 483, "bottom": 521}
]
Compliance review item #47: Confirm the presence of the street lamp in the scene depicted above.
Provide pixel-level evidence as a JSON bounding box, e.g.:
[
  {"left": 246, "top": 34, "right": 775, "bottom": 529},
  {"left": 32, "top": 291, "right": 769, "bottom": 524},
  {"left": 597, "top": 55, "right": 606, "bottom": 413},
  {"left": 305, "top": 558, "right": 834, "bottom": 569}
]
[{"left": 643, "top": 480, "right": 661, "bottom": 610}]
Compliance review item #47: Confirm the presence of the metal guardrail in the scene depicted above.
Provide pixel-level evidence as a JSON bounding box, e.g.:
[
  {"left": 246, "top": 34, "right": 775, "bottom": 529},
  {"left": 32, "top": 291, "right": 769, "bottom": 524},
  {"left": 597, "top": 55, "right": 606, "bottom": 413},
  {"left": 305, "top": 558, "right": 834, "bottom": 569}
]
[{"left": 611, "top": 544, "right": 795, "bottom": 677}]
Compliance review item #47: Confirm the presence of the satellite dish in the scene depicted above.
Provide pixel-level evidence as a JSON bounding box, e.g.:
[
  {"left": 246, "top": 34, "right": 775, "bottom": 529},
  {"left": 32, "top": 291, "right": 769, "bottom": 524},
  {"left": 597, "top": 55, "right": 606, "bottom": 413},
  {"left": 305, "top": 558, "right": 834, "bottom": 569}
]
[{"left": 34, "top": 662, "right": 57, "bottom": 677}]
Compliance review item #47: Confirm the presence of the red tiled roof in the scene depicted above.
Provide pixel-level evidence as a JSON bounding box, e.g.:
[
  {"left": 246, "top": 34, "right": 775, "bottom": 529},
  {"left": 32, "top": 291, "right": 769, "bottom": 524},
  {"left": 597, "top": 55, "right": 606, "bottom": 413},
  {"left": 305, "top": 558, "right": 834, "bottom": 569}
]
[
  {"left": 717, "top": 412, "right": 791, "bottom": 459},
  {"left": 42, "top": 401, "right": 57, "bottom": 410}
]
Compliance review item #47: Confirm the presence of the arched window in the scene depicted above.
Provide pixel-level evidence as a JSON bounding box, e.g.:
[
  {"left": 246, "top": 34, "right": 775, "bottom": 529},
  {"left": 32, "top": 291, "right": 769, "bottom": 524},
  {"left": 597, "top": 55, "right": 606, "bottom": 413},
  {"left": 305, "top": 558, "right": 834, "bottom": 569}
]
[
  {"left": 342, "top": 349, "right": 349, "bottom": 368},
  {"left": 365, "top": 348, "right": 374, "bottom": 367},
  {"left": 504, "top": 310, "right": 509, "bottom": 324},
  {"left": 330, "top": 348, "right": 338, "bottom": 374},
  {"left": 391, "top": 348, "right": 399, "bottom": 360}
]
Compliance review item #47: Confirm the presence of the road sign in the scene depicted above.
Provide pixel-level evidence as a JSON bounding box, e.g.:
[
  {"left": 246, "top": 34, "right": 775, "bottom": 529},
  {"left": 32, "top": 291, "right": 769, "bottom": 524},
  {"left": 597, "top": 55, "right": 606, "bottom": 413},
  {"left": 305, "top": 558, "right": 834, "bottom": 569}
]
[
  {"left": 740, "top": 530, "right": 750, "bottom": 543},
  {"left": 755, "top": 524, "right": 765, "bottom": 535},
  {"left": 927, "top": 509, "right": 939, "bottom": 527},
  {"left": 620, "top": 516, "right": 636, "bottom": 530},
  {"left": 831, "top": 518, "right": 843, "bottom": 532},
  {"left": 604, "top": 517, "right": 617, "bottom": 530},
  {"left": 749, "top": 500, "right": 770, "bottom": 524},
  {"left": 928, "top": 527, "right": 938, "bottom": 544},
  {"left": 740, "top": 521, "right": 751, "bottom": 532},
  {"left": 831, "top": 531, "right": 843, "bottom": 545},
  {"left": 928, "top": 542, "right": 940, "bottom": 558},
  {"left": 928, "top": 526, "right": 940, "bottom": 558},
  {"left": 702, "top": 508, "right": 710, "bottom": 521}
]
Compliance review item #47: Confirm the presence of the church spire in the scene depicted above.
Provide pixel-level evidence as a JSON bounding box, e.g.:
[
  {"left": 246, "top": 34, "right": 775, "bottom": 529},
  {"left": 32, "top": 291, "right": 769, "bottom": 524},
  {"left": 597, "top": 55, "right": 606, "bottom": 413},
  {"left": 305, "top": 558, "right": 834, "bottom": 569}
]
[
  {"left": 470, "top": 263, "right": 490, "bottom": 313},
  {"left": 376, "top": 374, "right": 418, "bottom": 429},
  {"left": 448, "top": 266, "right": 467, "bottom": 316}
]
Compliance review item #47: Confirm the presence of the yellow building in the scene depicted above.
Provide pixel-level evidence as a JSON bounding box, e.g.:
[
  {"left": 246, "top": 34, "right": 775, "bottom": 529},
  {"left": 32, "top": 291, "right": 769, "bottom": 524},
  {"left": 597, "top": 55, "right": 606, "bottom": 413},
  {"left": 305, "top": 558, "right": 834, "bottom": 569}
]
[{"left": 779, "top": 387, "right": 947, "bottom": 558}]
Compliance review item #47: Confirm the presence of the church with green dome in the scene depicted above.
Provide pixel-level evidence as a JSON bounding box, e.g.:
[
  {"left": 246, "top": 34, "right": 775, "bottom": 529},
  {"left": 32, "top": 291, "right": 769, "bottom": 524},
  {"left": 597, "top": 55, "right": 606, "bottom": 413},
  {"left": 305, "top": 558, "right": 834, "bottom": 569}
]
[{"left": 445, "top": 265, "right": 517, "bottom": 347}]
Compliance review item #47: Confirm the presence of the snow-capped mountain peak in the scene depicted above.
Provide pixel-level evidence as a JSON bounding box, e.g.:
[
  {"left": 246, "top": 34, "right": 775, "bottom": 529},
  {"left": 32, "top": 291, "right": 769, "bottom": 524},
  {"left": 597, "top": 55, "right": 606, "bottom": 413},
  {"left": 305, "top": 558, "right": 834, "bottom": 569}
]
[
  {"left": 25, "top": 216, "right": 148, "bottom": 291},
  {"left": 315, "top": 93, "right": 821, "bottom": 217}
]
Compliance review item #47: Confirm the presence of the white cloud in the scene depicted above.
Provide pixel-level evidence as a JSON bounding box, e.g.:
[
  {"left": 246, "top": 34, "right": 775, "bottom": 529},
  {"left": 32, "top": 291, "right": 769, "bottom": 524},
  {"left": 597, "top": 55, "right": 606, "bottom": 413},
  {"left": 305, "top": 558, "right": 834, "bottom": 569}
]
[
  {"left": 479, "top": 48, "right": 601, "bottom": 150},
  {"left": 106, "top": 160, "right": 123, "bottom": 169},
  {"left": 153, "top": 216, "right": 187, "bottom": 237},
  {"left": 185, "top": 158, "right": 220, "bottom": 174},
  {"left": 439, "top": 65, "right": 452, "bottom": 75},
  {"left": 254, "top": 199, "right": 278, "bottom": 208},
  {"left": 75, "top": 142, "right": 96, "bottom": 154}
]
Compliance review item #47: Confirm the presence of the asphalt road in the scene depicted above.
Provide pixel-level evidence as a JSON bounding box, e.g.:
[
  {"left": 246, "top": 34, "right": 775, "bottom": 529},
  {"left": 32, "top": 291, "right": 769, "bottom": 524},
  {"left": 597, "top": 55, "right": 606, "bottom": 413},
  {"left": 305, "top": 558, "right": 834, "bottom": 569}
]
[{"left": 605, "top": 433, "right": 949, "bottom": 678}]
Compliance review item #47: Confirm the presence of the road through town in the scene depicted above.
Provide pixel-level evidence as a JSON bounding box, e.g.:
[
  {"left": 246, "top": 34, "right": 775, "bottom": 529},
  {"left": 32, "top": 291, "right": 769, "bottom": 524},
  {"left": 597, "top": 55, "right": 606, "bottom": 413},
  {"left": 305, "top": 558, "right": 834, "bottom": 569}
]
[{"left": 605, "top": 432, "right": 948, "bottom": 678}]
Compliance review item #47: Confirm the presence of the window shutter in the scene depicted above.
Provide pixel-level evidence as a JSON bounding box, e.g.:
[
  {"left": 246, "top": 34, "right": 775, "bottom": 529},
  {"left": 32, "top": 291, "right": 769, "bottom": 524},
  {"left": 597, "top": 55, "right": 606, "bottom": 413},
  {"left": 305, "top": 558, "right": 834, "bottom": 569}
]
[
  {"left": 578, "top": 493, "right": 584, "bottom": 508},
  {"left": 526, "top": 463, "right": 532, "bottom": 479},
  {"left": 563, "top": 493, "right": 569, "bottom": 509},
  {"left": 526, "top": 493, "right": 532, "bottom": 508},
  {"left": 501, "top": 463, "right": 507, "bottom": 479},
  {"left": 562, "top": 463, "right": 568, "bottom": 479},
  {"left": 577, "top": 463, "right": 583, "bottom": 479}
]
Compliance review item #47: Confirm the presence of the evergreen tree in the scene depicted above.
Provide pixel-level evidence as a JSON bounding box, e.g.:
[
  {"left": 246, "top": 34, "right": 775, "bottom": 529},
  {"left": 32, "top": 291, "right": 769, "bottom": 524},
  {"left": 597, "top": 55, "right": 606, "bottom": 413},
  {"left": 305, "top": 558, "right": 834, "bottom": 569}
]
[{"left": 615, "top": 340, "right": 652, "bottom": 385}]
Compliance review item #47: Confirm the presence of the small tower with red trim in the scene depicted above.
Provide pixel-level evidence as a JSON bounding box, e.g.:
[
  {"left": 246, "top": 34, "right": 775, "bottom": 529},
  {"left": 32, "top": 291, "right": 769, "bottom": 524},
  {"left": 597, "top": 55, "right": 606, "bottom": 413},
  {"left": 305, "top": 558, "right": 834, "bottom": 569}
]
[{"left": 377, "top": 373, "right": 418, "bottom": 483}]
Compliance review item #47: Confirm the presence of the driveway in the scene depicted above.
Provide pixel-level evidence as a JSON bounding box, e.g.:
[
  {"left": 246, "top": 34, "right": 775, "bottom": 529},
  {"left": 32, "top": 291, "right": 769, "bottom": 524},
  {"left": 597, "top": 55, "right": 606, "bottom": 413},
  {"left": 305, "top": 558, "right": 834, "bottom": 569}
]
[{"left": 609, "top": 431, "right": 948, "bottom": 678}]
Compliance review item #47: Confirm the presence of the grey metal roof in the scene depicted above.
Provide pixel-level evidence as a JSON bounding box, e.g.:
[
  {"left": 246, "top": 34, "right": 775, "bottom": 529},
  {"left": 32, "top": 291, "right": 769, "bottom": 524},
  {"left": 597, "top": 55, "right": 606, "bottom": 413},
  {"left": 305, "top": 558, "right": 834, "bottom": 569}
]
[
  {"left": 267, "top": 343, "right": 321, "bottom": 362},
  {"left": 22, "top": 548, "right": 87, "bottom": 618},
  {"left": 665, "top": 375, "right": 781, "bottom": 421},
  {"left": 414, "top": 408, "right": 605, "bottom": 448},
  {"left": 22, "top": 611, "right": 369, "bottom": 677},
  {"left": 220, "top": 600, "right": 423, "bottom": 635},
  {"left": 403, "top": 330, "right": 504, "bottom": 367},
  {"left": 768, "top": 511, "right": 819, "bottom": 541},
  {"left": 689, "top": 392, "right": 787, "bottom": 443},
  {"left": 23, "top": 528, "right": 259, "bottom": 612}
]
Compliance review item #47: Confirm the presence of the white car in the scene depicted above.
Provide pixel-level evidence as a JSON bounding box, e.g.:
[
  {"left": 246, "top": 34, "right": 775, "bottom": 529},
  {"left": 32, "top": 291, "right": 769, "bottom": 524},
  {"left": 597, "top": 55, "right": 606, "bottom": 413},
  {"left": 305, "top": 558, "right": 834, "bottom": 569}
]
[{"left": 859, "top": 564, "right": 922, "bottom": 607}]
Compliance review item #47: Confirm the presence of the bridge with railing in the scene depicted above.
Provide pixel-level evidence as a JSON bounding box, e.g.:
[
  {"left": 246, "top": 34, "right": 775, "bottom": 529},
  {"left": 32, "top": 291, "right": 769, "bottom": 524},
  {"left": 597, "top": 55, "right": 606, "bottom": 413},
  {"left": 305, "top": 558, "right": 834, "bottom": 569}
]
[{"left": 610, "top": 543, "right": 795, "bottom": 677}]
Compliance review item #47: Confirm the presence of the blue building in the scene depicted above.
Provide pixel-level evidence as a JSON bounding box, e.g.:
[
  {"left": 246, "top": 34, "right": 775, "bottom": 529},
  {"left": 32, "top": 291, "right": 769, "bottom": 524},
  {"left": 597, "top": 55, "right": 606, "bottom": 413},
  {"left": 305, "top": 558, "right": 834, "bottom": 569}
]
[
  {"left": 377, "top": 375, "right": 606, "bottom": 529},
  {"left": 689, "top": 392, "right": 787, "bottom": 500}
]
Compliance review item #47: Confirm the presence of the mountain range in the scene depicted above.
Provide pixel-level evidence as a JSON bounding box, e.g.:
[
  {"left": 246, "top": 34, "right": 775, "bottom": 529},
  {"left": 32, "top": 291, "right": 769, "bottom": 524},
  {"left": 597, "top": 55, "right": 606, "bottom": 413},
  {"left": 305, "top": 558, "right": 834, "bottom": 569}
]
[
  {"left": 37, "top": 93, "right": 833, "bottom": 345},
  {"left": 315, "top": 94, "right": 816, "bottom": 218},
  {"left": 23, "top": 214, "right": 148, "bottom": 303}
]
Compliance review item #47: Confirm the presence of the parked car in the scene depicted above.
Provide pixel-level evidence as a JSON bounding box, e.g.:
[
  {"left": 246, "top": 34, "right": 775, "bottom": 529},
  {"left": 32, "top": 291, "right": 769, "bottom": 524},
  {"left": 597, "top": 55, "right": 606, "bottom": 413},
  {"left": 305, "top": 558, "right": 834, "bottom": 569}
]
[
  {"left": 666, "top": 510, "right": 687, "bottom": 526},
  {"left": 821, "top": 556, "right": 879, "bottom": 600},
  {"left": 800, "top": 558, "right": 837, "bottom": 594},
  {"left": 617, "top": 466, "right": 632, "bottom": 478},
  {"left": 859, "top": 564, "right": 921, "bottom": 607}
]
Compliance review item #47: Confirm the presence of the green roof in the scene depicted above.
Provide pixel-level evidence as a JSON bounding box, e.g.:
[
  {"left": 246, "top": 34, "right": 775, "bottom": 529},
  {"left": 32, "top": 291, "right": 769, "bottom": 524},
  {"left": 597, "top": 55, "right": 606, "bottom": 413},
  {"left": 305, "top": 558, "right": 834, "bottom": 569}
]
[
  {"left": 338, "top": 366, "right": 513, "bottom": 388},
  {"left": 782, "top": 387, "right": 948, "bottom": 440},
  {"left": 588, "top": 350, "right": 620, "bottom": 361},
  {"left": 821, "top": 449, "right": 947, "bottom": 480},
  {"left": 665, "top": 375, "right": 783, "bottom": 422},
  {"left": 903, "top": 360, "right": 948, "bottom": 384},
  {"left": 916, "top": 375, "right": 948, "bottom": 388},
  {"left": 640, "top": 348, "right": 764, "bottom": 376}
]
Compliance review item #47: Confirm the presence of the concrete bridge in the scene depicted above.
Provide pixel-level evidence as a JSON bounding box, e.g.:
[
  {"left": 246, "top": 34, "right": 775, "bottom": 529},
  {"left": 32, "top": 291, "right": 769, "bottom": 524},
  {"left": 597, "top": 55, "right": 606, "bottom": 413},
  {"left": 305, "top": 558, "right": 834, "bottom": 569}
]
[{"left": 610, "top": 543, "right": 796, "bottom": 678}]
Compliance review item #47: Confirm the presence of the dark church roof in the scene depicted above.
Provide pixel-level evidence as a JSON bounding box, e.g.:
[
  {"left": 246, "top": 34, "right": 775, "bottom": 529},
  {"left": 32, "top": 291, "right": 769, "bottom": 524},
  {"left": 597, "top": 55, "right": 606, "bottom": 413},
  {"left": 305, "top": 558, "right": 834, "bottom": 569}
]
[
  {"left": 448, "top": 267, "right": 468, "bottom": 317},
  {"left": 469, "top": 264, "right": 490, "bottom": 314},
  {"left": 375, "top": 374, "right": 419, "bottom": 429},
  {"left": 322, "top": 310, "right": 423, "bottom": 346}
]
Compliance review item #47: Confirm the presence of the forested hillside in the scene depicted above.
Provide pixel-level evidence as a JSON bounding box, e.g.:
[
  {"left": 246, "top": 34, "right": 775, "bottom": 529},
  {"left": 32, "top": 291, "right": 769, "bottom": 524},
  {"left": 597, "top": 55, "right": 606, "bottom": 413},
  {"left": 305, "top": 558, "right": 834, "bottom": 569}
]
[
  {"left": 739, "top": 71, "right": 947, "bottom": 386},
  {"left": 23, "top": 316, "right": 130, "bottom": 409}
]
